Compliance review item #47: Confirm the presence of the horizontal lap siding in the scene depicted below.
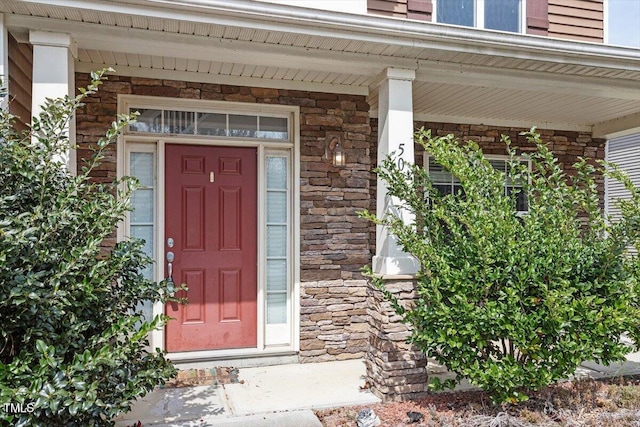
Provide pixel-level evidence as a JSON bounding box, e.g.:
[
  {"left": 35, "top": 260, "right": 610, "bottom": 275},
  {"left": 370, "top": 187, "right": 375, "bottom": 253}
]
[
  {"left": 368, "top": 0, "right": 407, "bottom": 17},
  {"left": 8, "top": 34, "right": 32, "bottom": 132},
  {"left": 548, "top": 0, "right": 604, "bottom": 42}
]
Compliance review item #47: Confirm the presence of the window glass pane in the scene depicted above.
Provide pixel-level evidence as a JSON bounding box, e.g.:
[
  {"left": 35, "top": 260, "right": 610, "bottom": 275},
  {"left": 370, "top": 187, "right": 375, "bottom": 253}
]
[
  {"left": 608, "top": 0, "right": 640, "bottom": 48},
  {"left": 258, "top": 116, "right": 288, "bottom": 139},
  {"left": 433, "top": 183, "right": 453, "bottom": 196},
  {"left": 267, "top": 293, "right": 287, "bottom": 324},
  {"left": 485, "top": 0, "right": 520, "bottom": 32},
  {"left": 267, "top": 260, "right": 287, "bottom": 292},
  {"left": 228, "top": 114, "right": 257, "bottom": 138},
  {"left": 428, "top": 157, "right": 453, "bottom": 183},
  {"left": 197, "top": 112, "right": 227, "bottom": 136},
  {"left": 267, "top": 191, "right": 287, "bottom": 223},
  {"left": 131, "top": 225, "right": 154, "bottom": 279},
  {"left": 131, "top": 189, "right": 154, "bottom": 223},
  {"left": 488, "top": 158, "right": 507, "bottom": 174},
  {"left": 267, "top": 157, "right": 287, "bottom": 189},
  {"left": 507, "top": 186, "right": 527, "bottom": 211},
  {"left": 437, "top": 0, "right": 474, "bottom": 26},
  {"left": 129, "top": 109, "right": 162, "bottom": 133},
  {"left": 164, "top": 110, "right": 195, "bottom": 134},
  {"left": 267, "top": 225, "right": 287, "bottom": 257},
  {"left": 130, "top": 152, "right": 154, "bottom": 187}
]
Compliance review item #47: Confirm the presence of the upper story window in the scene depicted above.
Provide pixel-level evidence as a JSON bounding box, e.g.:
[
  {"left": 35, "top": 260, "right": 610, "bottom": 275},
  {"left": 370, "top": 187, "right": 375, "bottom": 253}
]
[
  {"left": 435, "top": 0, "right": 523, "bottom": 33},
  {"left": 606, "top": 0, "right": 640, "bottom": 48}
]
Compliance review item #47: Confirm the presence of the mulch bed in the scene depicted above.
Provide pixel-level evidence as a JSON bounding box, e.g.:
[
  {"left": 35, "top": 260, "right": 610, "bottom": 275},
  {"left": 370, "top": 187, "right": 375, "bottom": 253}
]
[
  {"left": 162, "top": 366, "right": 240, "bottom": 388},
  {"left": 316, "top": 375, "right": 640, "bottom": 426}
]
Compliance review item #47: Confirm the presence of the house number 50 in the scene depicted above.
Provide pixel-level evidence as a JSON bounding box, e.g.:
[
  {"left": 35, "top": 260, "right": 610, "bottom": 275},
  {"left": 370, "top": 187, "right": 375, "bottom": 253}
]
[{"left": 397, "top": 143, "right": 406, "bottom": 171}]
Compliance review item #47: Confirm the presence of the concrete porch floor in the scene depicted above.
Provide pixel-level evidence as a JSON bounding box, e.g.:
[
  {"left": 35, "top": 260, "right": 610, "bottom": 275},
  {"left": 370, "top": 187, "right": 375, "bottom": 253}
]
[
  {"left": 114, "top": 359, "right": 380, "bottom": 427},
  {"left": 115, "top": 353, "right": 640, "bottom": 427}
]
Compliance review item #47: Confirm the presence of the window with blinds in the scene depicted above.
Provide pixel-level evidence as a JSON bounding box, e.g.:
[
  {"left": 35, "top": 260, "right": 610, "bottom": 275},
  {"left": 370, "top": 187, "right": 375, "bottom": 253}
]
[
  {"left": 265, "top": 155, "right": 290, "bottom": 325},
  {"left": 425, "top": 154, "right": 529, "bottom": 213},
  {"left": 129, "top": 150, "right": 156, "bottom": 322}
]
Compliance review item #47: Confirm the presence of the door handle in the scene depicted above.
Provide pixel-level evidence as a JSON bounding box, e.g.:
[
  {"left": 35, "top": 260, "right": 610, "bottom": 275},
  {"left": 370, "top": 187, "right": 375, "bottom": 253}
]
[{"left": 166, "top": 251, "right": 175, "bottom": 292}]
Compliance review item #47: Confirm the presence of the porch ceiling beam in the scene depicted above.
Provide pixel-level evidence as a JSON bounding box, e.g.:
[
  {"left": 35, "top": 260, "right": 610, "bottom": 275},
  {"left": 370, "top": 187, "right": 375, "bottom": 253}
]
[
  {"left": 593, "top": 112, "right": 640, "bottom": 139},
  {"left": 6, "top": 15, "right": 417, "bottom": 77},
  {"left": 13, "top": 0, "right": 640, "bottom": 71},
  {"left": 416, "top": 62, "right": 640, "bottom": 101}
]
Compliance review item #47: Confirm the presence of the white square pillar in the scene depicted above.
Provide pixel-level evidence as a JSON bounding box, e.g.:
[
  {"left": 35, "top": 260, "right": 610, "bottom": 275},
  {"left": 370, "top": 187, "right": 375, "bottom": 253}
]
[
  {"left": 30, "top": 30, "right": 77, "bottom": 174},
  {"left": 0, "top": 14, "right": 8, "bottom": 110},
  {"left": 373, "top": 68, "right": 419, "bottom": 276}
]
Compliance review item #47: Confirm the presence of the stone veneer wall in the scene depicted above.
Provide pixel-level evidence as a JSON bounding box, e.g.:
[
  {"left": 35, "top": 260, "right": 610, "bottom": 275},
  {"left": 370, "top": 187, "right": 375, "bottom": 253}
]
[
  {"left": 366, "top": 119, "right": 606, "bottom": 401},
  {"left": 74, "top": 73, "right": 372, "bottom": 362}
]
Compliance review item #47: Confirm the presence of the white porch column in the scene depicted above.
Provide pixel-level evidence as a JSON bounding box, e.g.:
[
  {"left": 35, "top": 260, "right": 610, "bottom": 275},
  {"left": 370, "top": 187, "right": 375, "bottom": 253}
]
[
  {"left": 373, "top": 68, "right": 419, "bottom": 276},
  {"left": 30, "top": 30, "right": 77, "bottom": 174},
  {"left": 0, "top": 14, "right": 8, "bottom": 110}
]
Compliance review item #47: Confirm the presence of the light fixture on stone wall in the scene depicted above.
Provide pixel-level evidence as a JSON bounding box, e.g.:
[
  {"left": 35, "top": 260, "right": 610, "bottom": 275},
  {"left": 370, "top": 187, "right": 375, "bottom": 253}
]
[{"left": 326, "top": 133, "right": 346, "bottom": 167}]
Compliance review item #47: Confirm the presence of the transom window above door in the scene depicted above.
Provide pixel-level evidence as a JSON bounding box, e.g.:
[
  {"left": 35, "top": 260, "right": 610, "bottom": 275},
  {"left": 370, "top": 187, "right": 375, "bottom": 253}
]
[
  {"left": 434, "top": 0, "right": 523, "bottom": 33},
  {"left": 127, "top": 107, "right": 289, "bottom": 140}
]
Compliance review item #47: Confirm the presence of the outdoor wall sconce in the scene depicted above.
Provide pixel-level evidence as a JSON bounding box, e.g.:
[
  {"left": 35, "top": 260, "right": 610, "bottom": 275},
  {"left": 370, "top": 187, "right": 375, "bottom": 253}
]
[{"left": 326, "top": 133, "right": 346, "bottom": 167}]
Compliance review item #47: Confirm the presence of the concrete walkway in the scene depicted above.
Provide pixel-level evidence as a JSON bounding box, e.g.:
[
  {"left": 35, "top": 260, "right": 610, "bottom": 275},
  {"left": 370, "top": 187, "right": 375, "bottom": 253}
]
[
  {"left": 114, "top": 359, "right": 380, "bottom": 427},
  {"left": 115, "top": 353, "right": 640, "bottom": 427}
]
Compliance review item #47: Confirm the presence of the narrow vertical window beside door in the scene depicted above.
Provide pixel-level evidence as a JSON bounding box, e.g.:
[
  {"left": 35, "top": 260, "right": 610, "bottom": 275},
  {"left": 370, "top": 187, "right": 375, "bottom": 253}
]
[
  {"left": 265, "top": 156, "right": 289, "bottom": 325},
  {"left": 129, "top": 151, "right": 156, "bottom": 321}
]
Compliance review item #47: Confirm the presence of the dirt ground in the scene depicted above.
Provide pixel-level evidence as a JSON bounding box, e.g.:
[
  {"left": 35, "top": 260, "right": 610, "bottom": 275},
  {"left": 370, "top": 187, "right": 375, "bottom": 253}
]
[{"left": 315, "top": 376, "right": 640, "bottom": 426}]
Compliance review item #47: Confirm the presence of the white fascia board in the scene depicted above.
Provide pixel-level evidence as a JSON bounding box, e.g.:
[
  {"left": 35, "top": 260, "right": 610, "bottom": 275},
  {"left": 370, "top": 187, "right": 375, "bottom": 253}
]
[
  {"left": 593, "top": 112, "right": 640, "bottom": 139},
  {"left": 7, "top": 15, "right": 417, "bottom": 76},
  {"left": 416, "top": 61, "right": 640, "bottom": 101},
  {"left": 16, "top": 0, "right": 640, "bottom": 70},
  {"left": 75, "top": 62, "right": 369, "bottom": 96}
]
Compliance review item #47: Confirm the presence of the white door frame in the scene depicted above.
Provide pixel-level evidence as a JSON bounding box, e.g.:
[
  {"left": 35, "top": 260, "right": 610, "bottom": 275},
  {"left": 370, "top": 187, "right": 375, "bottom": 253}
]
[{"left": 116, "top": 95, "right": 301, "bottom": 361}]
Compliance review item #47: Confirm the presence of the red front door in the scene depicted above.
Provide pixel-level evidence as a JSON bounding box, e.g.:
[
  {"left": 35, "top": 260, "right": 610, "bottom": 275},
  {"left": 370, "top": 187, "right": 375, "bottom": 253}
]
[{"left": 165, "top": 144, "right": 257, "bottom": 352}]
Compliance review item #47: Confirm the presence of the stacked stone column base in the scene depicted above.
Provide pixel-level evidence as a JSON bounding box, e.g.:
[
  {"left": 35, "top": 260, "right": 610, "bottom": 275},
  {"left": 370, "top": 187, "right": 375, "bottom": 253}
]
[{"left": 366, "top": 277, "right": 429, "bottom": 402}]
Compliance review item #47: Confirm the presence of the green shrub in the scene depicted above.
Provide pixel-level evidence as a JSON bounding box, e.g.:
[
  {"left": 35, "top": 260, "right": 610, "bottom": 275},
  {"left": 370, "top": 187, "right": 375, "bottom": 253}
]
[
  {"left": 0, "top": 70, "right": 177, "bottom": 426},
  {"left": 364, "top": 128, "right": 640, "bottom": 403}
]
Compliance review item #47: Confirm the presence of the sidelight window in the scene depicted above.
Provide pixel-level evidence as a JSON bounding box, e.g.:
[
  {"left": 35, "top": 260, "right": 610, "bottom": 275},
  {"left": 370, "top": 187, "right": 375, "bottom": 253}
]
[
  {"left": 127, "top": 148, "right": 157, "bottom": 322},
  {"left": 265, "top": 155, "right": 290, "bottom": 325}
]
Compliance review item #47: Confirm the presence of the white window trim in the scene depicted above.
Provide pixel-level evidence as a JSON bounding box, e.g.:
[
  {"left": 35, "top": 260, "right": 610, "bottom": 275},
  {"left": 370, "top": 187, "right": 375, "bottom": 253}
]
[
  {"left": 432, "top": 0, "right": 527, "bottom": 33},
  {"left": 117, "top": 95, "right": 301, "bottom": 360},
  {"left": 423, "top": 151, "right": 530, "bottom": 213}
]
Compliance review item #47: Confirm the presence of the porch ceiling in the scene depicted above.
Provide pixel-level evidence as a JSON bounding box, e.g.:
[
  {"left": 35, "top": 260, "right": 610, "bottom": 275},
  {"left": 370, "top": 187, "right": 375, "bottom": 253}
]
[{"left": 2, "top": 0, "right": 640, "bottom": 137}]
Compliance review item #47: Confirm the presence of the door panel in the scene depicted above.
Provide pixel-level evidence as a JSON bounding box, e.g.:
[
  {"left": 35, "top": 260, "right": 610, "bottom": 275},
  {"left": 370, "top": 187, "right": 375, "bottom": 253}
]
[{"left": 165, "top": 144, "right": 257, "bottom": 352}]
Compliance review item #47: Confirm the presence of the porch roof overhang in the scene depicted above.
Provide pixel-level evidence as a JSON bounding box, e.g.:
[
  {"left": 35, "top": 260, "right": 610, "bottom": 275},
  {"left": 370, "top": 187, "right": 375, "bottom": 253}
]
[{"left": 2, "top": 0, "right": 640, "bottom": 138}]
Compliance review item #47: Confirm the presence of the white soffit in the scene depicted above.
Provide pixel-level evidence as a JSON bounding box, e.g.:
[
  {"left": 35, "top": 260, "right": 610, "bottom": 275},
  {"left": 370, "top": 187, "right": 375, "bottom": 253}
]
[{"left": 2, "top": 0, "right": 640, "bottom": 133}]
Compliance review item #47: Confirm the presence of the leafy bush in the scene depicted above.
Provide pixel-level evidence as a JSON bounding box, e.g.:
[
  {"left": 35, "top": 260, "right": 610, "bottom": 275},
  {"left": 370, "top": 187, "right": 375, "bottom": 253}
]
[
  {"left": 0, "top": 70, "right": 177, "bottom": 426},
  {"left": 364, "top": 128, "right": 640, "bottom": 403}
]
